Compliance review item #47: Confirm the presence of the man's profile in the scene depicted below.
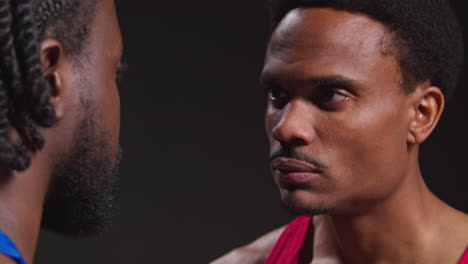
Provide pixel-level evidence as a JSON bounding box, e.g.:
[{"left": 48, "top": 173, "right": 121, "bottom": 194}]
[
  {"left": 0, "top": 0, "right": 123, "bottom": 263},
  {"left": 212, "top": 0, "right": 468, "bottom": 263}
]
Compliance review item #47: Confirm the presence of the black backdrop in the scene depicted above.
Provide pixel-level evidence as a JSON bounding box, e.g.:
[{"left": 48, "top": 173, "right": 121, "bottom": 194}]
[{"left": 34, "top": 1, "right": 468, "bottom": 263}]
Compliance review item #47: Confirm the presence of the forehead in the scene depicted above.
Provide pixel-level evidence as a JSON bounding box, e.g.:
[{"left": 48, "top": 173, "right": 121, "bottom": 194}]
[
  {"left": 264, "top": 8, "right": 398, "bottom": 84},
  {"left": 89, "top": 0, "right": 122, "bottom": 58}
]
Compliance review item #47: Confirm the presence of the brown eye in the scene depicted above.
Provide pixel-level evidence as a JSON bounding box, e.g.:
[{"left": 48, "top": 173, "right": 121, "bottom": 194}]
[
  {"left": 268, "top": 86, "right": 290, "bottom": 106},
  {"left": 326, "top": 91, "right": 348, "bottom": 103},
  {"left": 320, "top": 89, "right": 349, "bottom": 104}
]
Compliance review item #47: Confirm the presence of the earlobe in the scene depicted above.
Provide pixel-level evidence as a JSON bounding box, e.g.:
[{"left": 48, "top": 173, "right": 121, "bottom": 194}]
[
  {"left": 46, "top": 72, "right": 64, "bottom": 120},
  {"left": 407, "top": 85, "right": 445, "bottom": 144},
  {"left": 40, "top": 39, "right": 65, "bottom": 120}
]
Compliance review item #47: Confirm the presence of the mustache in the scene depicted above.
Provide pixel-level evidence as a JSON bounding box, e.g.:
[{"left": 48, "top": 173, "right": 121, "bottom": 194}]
[{"left": 269, "top": 147, "right": 328, "bottom": 170}]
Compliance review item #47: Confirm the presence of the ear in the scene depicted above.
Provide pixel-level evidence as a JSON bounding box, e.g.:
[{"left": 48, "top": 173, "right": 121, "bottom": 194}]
[
  {"left": 40, "top": 39, "right": 65, "bottom": 120},
  {"left": 407, "top": 83, "right": 445, "bottom": 144}
]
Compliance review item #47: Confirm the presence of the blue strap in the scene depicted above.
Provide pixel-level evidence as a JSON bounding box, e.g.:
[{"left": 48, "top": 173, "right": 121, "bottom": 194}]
[{"left": 0, "top": 230, "right": 27, "bottom": 264}]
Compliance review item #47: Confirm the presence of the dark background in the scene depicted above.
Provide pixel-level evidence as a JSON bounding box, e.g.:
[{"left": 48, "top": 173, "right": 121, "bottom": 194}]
[{"left": 35, "top": 1, "right": 468, "bottom": 263}]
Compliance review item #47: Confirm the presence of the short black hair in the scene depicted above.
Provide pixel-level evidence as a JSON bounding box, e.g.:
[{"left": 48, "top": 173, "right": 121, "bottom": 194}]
[
  {"left": 0, "top": 0, "right": 100, "bottom": 171},
  {"left": 267, "top": 0, "right": 464, "bottom": 99}
]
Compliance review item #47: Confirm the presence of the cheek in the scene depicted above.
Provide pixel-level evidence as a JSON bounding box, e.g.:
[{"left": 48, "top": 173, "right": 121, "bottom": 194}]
[
  {"left": 92, "top": 71, "right": 121, "bottom": 146},
  {"left": 105, "top": 82, "right": 121, "bottom": 143},
  {"left": 265, "top": 104, "right": 278, "bottom": 142},
  {"left": 324, "top": 101, "right": 410, "bottom": 196},
  {"left": 265, "top": 104, "right": 286, "bottom": 157}
]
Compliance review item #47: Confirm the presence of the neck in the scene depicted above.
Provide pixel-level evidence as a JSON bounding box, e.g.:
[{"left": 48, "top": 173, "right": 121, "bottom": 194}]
[
  {"left": 328, "top": 177, "right": 437, "bottom": 263},
  {"left": 0, "top": 155, "right": 52, "bottom": 264},
  {"left": 313, "top": 153, "right": 467, "bottom": 264}
]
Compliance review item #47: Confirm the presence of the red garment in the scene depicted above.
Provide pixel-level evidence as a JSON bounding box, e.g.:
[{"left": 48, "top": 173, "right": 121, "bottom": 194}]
[
  {"left": 264, "top": 216, "right": 311, "bottom": 264},
  {"left": 264, "top": 216, "right": 468, "bottom": 264},
  {"left": 460, "top": 248, "right": 468, "bottom": 264}
]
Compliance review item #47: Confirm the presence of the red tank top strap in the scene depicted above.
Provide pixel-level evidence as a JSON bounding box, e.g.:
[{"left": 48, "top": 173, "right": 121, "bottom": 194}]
[
  {"left": 459, "top": 247, "right": 468, "bottom": 264},
  {"left": 264, "top": 216, "right": 312, "bottom": 264}
]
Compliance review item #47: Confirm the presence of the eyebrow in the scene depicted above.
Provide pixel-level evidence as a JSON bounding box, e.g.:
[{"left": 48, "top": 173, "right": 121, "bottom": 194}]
[{"left": 259, "top": 74, "right": 359, "bottom": 90}]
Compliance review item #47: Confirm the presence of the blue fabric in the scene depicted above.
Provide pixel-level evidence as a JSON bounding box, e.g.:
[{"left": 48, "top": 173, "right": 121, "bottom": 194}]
[{"left": 0, "top": 230, "right": 27, "bottom": 264}]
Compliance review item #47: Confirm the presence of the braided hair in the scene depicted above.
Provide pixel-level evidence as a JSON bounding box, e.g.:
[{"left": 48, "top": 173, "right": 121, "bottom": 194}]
[{"left": 0, "top": 0, "right": 100, "bottom": 171}]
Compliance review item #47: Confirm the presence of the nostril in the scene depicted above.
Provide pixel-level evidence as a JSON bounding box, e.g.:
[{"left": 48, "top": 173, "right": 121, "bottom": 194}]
[
  {"left": 272, "top": 122, "right": 313, "bottom": 146},
  {"left": 271, "top": 123, "right": 287, "bottom": 142},
  {"left": 269, "top": 101, "right": 315, "bottom": 146},
  {"left": 290, "top": 137, "right": 310, "bottom": 146}
]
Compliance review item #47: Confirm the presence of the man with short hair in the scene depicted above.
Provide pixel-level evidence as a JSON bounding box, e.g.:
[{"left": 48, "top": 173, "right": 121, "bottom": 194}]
[
  {"left": 0, "top": 0, "right": 123, "bottom": 263},
  {"left": 212, "top": 0, "right": 468, "bottom": 263}
]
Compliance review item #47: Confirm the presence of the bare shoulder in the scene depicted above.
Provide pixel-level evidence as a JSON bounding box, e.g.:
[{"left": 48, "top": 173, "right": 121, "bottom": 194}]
[
  {"left": 448, "top": 208, "right": 468, "bottom": 241},
  {"left": 436, "top": 206, "right": 468, "bottom": 262},
  {"left": 458, "top": 211, "right": 468, "bottom": 242},
  {"left": 210, "top": 226, "right": 286, "bottom": 264},
  {"left": 0, "top": 254, "right": 18, "bottom": 264}
]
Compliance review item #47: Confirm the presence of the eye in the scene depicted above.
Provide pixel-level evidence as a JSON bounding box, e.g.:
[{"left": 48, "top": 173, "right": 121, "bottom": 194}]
[
  {"left": 267, "top": 86, "right": 290, "bottom": 107},
  {"left": 317, "top": 88, "right": 350, "bottom": 109},
  {"left": 324, "top": 90, "right": 348, "bottom": 103}
]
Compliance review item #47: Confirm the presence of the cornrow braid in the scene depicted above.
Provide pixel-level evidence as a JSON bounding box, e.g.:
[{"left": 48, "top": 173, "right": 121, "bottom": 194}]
[
  {"left": 35, "top": 0, "right": 73, "bottom": 30},
  {"left": 0, "top": 0, "right": 33, "bottom": 170},
  {"left": 0, "top": 0, "right": 84, "bottom": 171}
]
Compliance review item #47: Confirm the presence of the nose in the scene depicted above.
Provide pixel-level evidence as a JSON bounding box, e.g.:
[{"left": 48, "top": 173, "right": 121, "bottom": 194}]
[{"left": 271, "top": 99, "right": 316, "bottom": 146}]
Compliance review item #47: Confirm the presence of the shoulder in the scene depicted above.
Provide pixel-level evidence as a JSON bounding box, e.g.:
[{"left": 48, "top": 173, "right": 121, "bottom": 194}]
[
  {"left": 445, "top": 208, "right": 468, "bottom": 244},
  {"left": 434, "top": 206, "right": 468, "bottom": 263},
  {"left": 210, "top": 226, "right": 286, "bottom": 264},
  {"left": 456, "top": 211, "right": 468, "bottom": 244},
  {"left": 0, "top": 254, "right": 18, "bottom": 264}
]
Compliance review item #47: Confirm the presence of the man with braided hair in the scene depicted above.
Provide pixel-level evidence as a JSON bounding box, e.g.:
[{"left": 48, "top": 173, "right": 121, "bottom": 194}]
[
  {"left": 212, "top": 0, "right": 468, "bottom": 263},
  {"left": 0, "top": 0, "right": 123, "bottom": 263}
]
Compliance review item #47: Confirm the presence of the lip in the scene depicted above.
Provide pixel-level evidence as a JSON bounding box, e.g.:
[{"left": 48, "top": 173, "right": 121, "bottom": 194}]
[
  {"left": 271, "top": 158, "right": 322, "bottom": 186},
  {"left": 271, "top": 158, "right": 322, "bottom": 173}
]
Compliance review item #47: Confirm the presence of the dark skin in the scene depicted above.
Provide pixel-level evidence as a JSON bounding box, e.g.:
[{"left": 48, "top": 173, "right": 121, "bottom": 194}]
[
  {"left": 0, "top": 0, "right": 122, "bottom": 263},
  {"left": 212, "top": 8, "right": 468, "bottom": 264},
  {"left": 211, "top": 227, "right": 286, "bottom": 264}
]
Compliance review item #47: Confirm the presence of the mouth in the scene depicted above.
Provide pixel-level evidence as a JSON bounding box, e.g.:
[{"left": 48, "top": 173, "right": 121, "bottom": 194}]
[{"left": 271, "top": 157, "right": 323, "bottom": 187}]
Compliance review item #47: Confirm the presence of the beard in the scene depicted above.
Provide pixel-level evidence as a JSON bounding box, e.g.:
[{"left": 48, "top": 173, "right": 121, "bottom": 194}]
[
  {"left": 272, "top": 147, "right": 333, "bottom": 216},
  {"left": 41, "top": 102, "right": 122, "bottom": 237},
  {"left": 280, "top": 196, "right": 334, "bottom": 216}
]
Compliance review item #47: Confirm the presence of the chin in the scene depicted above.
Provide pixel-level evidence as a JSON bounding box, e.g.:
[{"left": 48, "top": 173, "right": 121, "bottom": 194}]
[{"left": 280, "top": 188, "right": 335, "bottom": 216}]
